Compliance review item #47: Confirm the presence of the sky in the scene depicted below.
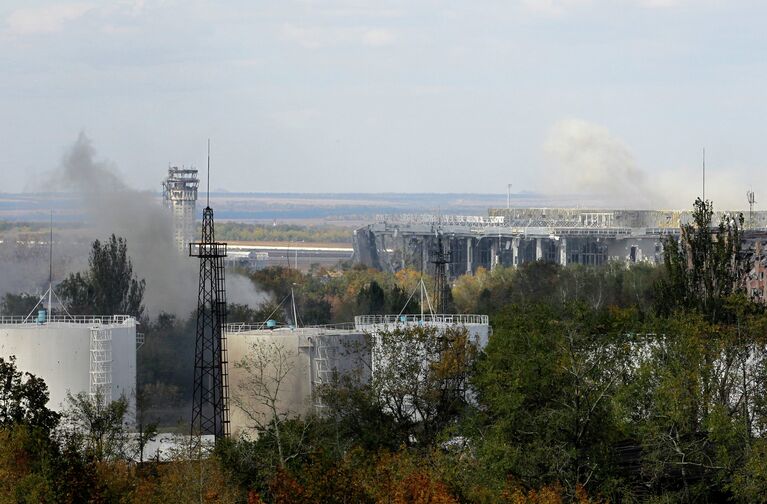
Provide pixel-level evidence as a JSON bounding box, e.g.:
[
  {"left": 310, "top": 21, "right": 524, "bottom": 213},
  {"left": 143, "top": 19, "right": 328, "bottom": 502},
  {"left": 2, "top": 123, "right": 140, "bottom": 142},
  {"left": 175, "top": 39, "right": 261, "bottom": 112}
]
[{"left": 1, "top": 0, "right": 766, "bottom": 208}]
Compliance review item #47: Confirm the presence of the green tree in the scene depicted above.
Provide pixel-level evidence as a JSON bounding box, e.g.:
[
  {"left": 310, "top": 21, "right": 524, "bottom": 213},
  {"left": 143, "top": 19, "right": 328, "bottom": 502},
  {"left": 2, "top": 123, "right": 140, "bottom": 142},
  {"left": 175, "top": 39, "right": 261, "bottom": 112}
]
[
  {"left": 59, "top": 234, "right": 145, "bottom": 318},
  {"left": 657, "top": 198, "right": 747, "bottom": 322},
  {"left": 363, "top": 325, "right": 478, "bottom": 447},
  {"left": 0, "top": 293, "right": 40, "bottom": 317},
  {"left": 317, "top": 375, "right": 401, "bottom": 453},
  {"left": 61, "top": 391, "right": 130, "bottom": 463},
  {"left": 0, "top": 356, "right": 60, "bottom": 433},
  {"left": 472, "top": 303, "right": 633, "bottom": 498},
  {"left": 356, "top": 281, "right": 386, "bottom": 315},
  {"left": 0, "top": 425, "right": 60, "bottom": 503},
  {"left": 732, "top": 438, "right": 767, "bottom": 502},
  {"left": 614, "top": 311, "right": 767, "bottom": 502},
  {"left": 136, "top": 311, "right": 196, "bottom": 426}
]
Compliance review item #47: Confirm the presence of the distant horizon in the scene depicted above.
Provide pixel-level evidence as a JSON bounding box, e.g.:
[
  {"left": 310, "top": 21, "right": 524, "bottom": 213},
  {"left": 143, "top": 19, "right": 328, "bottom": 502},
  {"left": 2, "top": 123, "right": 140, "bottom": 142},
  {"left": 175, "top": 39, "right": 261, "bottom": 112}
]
[
  {"left": 0, "top": 189, "right": 543, "bottom": 197},
  {"left": 3, "top": 2, "right": 766, "bottom": 209},
  {"left": 0, "top": 191, "right": 759, "bottom": 224}
]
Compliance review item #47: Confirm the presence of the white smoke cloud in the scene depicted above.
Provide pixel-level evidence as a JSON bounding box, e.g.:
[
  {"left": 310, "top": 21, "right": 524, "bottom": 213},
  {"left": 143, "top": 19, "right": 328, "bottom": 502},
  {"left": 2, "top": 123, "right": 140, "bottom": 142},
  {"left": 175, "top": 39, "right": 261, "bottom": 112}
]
[
  {"left": 227, "top": 274, "right": 268, "bottom": 308},
  {"left": 543, "top": 118, "right": 750, "bottom": 210},
  {"left": 544, "top": 118, "right": 663, "bottom": 208}
]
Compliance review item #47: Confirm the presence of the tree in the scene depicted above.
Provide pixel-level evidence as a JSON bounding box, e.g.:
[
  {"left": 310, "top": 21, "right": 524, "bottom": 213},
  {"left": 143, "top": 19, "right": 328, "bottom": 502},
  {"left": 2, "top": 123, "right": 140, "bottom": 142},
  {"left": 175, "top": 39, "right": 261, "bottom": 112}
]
[
  {"left": 616, "top": 312, "right": 764, "bottom": 502},
  {"left": 657, "top": 198, "right": 748, "bottom": 322},
  {"left": 0, "top": 425, "right": 59, "bottom": 503},
  {"left": 57, "top": 272, "right": 94, "bottom": 315},
  {"left": 472, "top": 303, "right": 632, "bottom": 498},
  {"left": 0, "top": 293, "right": 40, "bottom": 317},
  {"left": 356, "top": 281, "right": 386, "bottom": 315},
  {"left": 316, "top": 374, "right": 401, "bottom": 454},
  {"left": 61, "top": 391, "right": 130, "bottom": 462},
  {"left": 0, "top": 356, "right": 59, "bottom": 433},
  {"left": 133, "top": 451, "right": 239, "bottom": 503},
  {"left": 363, "top": 325, "right": 478, "bottom": 446},
  {"left": 232, "top": 340, "right": 310, "bottom": 469},
  {"left": 137, "top": 311, "right": 196, "bottom": 420},
  {"left": 59, "top": 234, "right": 145, "bottom": 318},
  {"left": 134, "top": 388, "right": 158, "bottom": 463}
]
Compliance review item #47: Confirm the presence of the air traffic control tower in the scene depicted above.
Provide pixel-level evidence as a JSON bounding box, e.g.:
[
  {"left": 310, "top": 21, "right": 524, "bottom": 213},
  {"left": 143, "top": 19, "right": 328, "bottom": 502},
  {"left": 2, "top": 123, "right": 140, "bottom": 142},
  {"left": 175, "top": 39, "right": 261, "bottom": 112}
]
[{"left": 162, "top": 167, "right": 199, "bottom": 253}]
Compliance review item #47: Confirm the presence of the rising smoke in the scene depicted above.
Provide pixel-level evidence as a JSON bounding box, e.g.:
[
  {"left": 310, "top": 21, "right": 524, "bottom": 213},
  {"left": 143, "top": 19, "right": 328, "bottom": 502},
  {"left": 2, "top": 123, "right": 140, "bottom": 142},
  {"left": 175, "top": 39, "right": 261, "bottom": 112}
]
[
  {"left": 544, "top": 118, "right": 665, "bottom": 208},
  {"left": 543, "top": 118, "right": 751, "bottom": 209},
  {"left": 43, "top": 132, "right": 263, "bottom": 316}
]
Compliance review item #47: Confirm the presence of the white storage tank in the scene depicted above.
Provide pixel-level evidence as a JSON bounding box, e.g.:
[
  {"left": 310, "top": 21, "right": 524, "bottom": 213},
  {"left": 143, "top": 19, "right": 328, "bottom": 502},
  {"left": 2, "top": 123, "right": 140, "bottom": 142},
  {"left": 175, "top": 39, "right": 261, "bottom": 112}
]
[
  {"left": 226, "top": 315, "right": 489, "bottom": 437},
  {"left": 226, "top": 323, "right": 369, "bottom": 438},
  {"left": 0, "top": 315, "right": 138, "bottom": 415}
]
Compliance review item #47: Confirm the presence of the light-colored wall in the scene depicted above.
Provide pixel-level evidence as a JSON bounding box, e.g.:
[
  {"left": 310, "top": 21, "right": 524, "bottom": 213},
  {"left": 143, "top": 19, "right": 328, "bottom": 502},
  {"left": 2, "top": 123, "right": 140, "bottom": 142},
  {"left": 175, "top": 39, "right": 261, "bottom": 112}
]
[
  {"left": 111, "top": 324, "right": 137, "bottom": 419},
  {"left": 228, "top": 330, "right": 311, "bottom": 438},
  {"left": 0, "top": 321, "right": 136, "bottom": 414},
  {"left": 0, "top": 324, "right": 90, "bottom": 410},
  {"left": 227, "top": 328, "right": 369, "bottom": 438}
]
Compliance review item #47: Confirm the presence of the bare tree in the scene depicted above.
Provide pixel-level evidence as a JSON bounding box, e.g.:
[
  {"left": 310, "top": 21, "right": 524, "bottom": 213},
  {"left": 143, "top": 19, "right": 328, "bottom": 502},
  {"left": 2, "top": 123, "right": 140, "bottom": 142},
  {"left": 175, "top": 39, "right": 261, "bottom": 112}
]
[{"left": 232, "top": 340, "right": 310, "bottom": 468}]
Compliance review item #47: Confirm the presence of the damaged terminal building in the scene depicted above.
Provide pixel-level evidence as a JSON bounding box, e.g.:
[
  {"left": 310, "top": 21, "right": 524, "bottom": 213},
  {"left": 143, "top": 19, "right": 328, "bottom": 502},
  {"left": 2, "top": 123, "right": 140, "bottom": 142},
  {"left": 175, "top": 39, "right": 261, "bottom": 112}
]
[{"left": 354, "top": 207, "right": 767, "bottom": 278}]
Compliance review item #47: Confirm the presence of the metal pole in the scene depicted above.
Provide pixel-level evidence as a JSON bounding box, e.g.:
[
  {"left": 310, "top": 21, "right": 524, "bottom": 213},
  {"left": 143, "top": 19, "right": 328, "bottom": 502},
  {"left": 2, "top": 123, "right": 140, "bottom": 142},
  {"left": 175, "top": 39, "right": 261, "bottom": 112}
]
[
  {"left": 420, "top": 278, "right": 424, "bottom": 321},
  {"left": 291, "top": 286, "right": 299, "bottom": 328},
  {"left": 702, "top": 147, "right": 705, "bottom": 202},
  {"left": 207, "top": 139, "right": 211, "bottom": 208},
  {"left": 48, "top": 210, "right": 52, "bottom": 322}
]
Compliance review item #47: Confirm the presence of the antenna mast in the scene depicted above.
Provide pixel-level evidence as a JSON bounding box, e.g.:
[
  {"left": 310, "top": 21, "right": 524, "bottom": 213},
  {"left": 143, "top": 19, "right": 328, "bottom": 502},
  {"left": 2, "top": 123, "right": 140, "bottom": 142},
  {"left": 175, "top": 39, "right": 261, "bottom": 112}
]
[
  {"left": 747, "top": 189, "right": 756, "bottom": 230},
  {"left": 190, "top": 140, "right": 230, "bottom": 440},
  {"left": 207, "top": 139, "right": 211, "bottom": 208},
  {"left": 48, "top": 211, "right": 53, "bottom": 322},
  {"left": 702, "top": 147, "right": 706, "bottom": 202}
]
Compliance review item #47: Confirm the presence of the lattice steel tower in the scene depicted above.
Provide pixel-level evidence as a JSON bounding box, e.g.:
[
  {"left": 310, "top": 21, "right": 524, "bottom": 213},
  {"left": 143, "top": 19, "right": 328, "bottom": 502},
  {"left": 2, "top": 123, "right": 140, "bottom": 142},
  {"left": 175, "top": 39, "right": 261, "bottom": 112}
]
[
  {"left": 431, "top": 230, "right": 452, "bottom": 314},
  {"left": 163, "top": 167, "right": 199, "bottom": 254},
  {"left": 189, "top": 204, "right": 230, "bottom": 439}
]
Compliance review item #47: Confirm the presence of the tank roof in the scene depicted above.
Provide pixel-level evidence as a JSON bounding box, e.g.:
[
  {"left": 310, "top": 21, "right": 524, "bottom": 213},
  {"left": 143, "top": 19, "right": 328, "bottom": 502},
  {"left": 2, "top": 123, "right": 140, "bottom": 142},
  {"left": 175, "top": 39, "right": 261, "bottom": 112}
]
[
  {"left": 226, "top": 322, "right": 358, "bottom": 336},
  {"left": 0, "top": 315, "right": 136, "bottom": 327},
  {"left": 227, "top": 315, "right": 489, "bottom": 335},
  {"left": 354, "top": 314, "right": 489, "bottom": 326}
]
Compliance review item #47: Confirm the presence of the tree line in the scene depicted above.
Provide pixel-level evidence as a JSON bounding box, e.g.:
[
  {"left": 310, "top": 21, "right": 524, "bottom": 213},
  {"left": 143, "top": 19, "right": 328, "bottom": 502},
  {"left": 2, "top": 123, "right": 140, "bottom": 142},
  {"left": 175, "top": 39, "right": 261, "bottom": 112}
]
[
  {"left": 3, "top": 198, "right": 767, "bottom": 501},
  {"left": 215, "top": 222, "right": 353, "bottom": 244}
]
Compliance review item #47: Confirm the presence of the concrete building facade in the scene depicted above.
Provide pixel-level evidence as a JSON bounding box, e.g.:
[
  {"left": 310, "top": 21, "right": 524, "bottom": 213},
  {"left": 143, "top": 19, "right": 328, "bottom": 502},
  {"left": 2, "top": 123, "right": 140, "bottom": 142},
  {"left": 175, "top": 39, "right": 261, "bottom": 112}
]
[
  {"left": 162, "top": 167, "right": 199, "bottom": 254},
  {"left": 353, "top": 208, "right": 767, "bottom": 278}
]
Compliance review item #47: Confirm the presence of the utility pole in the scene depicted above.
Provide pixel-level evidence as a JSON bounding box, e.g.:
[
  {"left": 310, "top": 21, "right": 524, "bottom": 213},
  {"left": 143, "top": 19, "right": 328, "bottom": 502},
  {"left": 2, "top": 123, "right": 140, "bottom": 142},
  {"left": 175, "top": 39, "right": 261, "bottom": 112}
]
[{"left": 507, "top": 184, "right": 512, "bottom": 209}]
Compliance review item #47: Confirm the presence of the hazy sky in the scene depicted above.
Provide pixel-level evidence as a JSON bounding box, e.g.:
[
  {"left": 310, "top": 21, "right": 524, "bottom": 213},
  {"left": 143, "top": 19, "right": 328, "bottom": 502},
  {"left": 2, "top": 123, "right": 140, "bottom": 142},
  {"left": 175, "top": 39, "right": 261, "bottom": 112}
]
[{"left": 2, "top": 0, "right": 766, "bottom": 207}]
